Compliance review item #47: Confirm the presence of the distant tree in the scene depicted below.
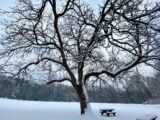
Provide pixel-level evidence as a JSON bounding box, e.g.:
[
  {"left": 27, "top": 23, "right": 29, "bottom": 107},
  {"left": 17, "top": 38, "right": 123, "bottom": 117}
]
[
  {"left": 125, "top": 74, "right": 152, "bottom": 103},
  {"left": 148, "top": 72, "right": 160, "bottom": 99},
  {"left": 0, "top": 0, "right": 160, "bottom": 116}
]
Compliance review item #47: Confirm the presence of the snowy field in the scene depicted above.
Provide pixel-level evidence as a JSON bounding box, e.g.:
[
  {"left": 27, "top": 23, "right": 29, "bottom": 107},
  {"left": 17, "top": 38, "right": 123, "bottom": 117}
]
[{"left": 0, "top": 98, "right": 160, "bottom": 120}]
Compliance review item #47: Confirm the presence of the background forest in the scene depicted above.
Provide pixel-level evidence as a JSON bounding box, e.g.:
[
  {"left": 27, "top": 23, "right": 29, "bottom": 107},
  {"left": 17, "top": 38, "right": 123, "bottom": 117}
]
[{"left": 1, "top": 71, "right": 159, "bottom": 103}]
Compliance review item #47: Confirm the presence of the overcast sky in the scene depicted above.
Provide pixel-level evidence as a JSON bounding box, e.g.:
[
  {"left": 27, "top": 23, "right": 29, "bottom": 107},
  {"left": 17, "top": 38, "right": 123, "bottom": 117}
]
[
  {"left": 1, "top": 0, "right": 159, "bottom": 11},
  {"left": 0, "top": 0, "right": 158, "bottom": 77},
  {"left": 0, "top": 0, "right": 16, "bottom": 10},
  {"left": 0, "top": 0, "right": 100, "bottom": 10}
]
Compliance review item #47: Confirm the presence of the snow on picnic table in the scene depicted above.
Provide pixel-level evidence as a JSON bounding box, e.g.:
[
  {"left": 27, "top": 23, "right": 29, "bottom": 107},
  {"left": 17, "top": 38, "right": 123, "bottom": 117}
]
[{"left": 0, "top": 98, "right": 160, "bottom": 120}]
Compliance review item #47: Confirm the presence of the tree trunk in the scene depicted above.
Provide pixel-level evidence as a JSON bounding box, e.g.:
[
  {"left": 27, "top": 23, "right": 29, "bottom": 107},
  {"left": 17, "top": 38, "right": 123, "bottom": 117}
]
[
  {"left": 74, "top": 84, "right": 90, "bottom": 115},
  {"left": 70, "top": 83, "right": 100, "bottom": 119},
  {"left": 79, "top": 91, "right": 87, "bottom": 114}
]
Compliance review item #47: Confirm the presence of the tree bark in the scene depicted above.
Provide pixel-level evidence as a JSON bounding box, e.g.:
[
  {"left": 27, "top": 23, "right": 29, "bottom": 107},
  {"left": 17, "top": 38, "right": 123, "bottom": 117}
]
[
  {"left": 74, "top": 84, "right": 89, "bottom": 115},
  {"left": 80, "top": 92, "right": 87, "bottom": 114}
]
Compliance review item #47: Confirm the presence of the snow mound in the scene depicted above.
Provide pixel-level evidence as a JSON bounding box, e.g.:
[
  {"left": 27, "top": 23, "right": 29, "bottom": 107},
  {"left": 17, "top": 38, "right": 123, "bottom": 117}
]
[{"left": 136, "top": 114, "right": 158, "bottom": 120}]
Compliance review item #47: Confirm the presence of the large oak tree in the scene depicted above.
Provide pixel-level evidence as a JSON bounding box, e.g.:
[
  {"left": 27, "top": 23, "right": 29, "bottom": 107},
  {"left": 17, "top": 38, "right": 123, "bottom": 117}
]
[{"left": 0, "top": 0, "right": 160, "bottom": 116}]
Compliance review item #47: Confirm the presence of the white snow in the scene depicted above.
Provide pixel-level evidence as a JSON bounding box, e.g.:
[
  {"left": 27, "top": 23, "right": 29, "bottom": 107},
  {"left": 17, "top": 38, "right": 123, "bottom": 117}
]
[
  {"left": 136, "top": 114, "right": 158, "bottom": 120},
  {"left": 0, "top": 98, "right": 160, "bottom": 120}
]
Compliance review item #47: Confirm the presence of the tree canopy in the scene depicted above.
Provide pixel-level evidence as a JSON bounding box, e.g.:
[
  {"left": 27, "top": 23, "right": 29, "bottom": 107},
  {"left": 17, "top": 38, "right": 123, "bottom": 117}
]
[{"left": 0, "top": 0, "right": 160, "bottom": 115}]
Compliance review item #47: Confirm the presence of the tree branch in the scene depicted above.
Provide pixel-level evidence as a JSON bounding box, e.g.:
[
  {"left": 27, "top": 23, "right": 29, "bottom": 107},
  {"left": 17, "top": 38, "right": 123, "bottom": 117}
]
[{"left": 46, "top": 78, "right": 71, "bottom": 85}]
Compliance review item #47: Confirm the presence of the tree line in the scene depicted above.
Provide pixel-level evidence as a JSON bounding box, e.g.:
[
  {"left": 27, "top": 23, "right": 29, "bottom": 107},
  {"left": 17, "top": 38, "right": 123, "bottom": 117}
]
[{"left": 0, "top": 72, "right": 159, "bottom": 103}]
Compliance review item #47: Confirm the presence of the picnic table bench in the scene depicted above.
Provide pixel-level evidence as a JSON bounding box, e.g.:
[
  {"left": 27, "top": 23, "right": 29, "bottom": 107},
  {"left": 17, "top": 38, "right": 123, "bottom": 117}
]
[
  {"left": 136, "top": 114, "right": 158, "bottom": 120},
  {"left": 100, "top": 109, "right": 116, "bottom": 116}
]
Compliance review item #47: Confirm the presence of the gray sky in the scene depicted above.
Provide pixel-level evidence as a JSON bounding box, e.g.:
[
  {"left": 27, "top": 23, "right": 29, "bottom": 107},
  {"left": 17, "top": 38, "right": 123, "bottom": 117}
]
[
  {"left": 0, "top": 0, "right": 157, "bottom": 77},
  {"left": 1, "top": 0, "right": 159, "bottom": 11},
  {"left": 0, "top": 0, "right": 100, "bottom": 10},
  {"left": 0, "top": 0, "right": 16, "bottom": 10}
]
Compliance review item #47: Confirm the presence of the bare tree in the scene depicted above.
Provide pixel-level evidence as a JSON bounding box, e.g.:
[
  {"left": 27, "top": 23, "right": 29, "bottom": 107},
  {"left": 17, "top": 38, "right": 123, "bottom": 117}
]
[{"left": 0, "top": 0, "right": 160, "bottom": 116}]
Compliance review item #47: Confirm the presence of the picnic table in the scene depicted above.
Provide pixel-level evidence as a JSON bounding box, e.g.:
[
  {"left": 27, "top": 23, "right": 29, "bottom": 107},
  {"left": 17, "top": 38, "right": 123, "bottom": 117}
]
[{"left": 100, "top": 108, "right": 116, "bottom": 116}]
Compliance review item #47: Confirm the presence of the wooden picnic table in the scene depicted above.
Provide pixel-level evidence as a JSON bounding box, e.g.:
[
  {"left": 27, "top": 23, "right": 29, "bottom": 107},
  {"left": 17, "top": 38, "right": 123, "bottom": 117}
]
[{"left": 100, "top": 109, "right": 116, "bottom": 116}]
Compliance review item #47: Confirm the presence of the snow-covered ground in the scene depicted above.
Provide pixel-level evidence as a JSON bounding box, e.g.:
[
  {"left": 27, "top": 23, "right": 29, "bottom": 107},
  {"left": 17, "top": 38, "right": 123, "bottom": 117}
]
[{"left": 0, "top": 98, "right": 160, "bottom": 120}]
